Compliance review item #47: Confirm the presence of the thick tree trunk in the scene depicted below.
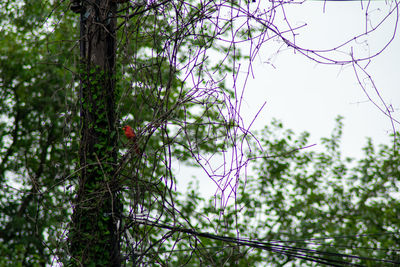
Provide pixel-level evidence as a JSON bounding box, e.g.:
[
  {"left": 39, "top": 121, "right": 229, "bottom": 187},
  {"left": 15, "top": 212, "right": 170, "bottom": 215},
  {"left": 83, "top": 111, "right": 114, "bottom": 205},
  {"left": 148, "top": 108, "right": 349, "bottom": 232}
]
[{"left": 69, "top": 1, "right": 121, "bottom": 265}]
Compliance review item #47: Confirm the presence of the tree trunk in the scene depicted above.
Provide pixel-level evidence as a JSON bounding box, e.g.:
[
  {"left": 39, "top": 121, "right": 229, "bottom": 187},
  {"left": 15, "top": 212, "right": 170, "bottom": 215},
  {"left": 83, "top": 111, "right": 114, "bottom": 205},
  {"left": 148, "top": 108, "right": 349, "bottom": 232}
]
[{"left": 69, "top": 0, "right": 121, "bottom": 265}]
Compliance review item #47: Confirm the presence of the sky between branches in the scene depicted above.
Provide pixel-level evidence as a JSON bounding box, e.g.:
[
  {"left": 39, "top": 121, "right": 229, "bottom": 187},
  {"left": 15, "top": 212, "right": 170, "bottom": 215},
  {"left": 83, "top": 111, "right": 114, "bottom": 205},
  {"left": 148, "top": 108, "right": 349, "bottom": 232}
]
[{"left": 176, "top": 0, "right": 400, "bottom": 199}]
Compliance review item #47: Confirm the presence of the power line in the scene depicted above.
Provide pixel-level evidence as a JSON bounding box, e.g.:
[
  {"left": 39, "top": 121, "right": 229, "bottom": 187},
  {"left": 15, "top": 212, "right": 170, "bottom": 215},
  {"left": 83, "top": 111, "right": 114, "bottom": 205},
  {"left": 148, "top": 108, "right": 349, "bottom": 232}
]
[{"left": 131, "top": 218, "right": 400, "bottom": 266}]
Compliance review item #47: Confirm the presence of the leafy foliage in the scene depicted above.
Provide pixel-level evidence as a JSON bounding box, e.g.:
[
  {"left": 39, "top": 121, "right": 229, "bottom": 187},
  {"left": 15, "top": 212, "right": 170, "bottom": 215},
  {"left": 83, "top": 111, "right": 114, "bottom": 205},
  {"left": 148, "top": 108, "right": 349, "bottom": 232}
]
[
  {"left": 173, "top": 117, "right": 400, "bottom": 266},
  {"left": 0, "top": 0, "right": 242, "bottom": 264},
  {"left": 0, "top": 1, "right": 78, "bottom": 265}
]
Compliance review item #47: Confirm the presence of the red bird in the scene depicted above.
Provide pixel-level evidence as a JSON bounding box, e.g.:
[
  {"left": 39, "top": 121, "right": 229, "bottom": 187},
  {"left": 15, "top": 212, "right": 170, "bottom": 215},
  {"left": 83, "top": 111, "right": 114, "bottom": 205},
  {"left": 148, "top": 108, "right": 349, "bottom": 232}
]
[
  {"left": 123, "top": 125, "right": 136, "bottom": 139},
  {"left": 123, "top": 125, "right": 140, "bottom": 154}
]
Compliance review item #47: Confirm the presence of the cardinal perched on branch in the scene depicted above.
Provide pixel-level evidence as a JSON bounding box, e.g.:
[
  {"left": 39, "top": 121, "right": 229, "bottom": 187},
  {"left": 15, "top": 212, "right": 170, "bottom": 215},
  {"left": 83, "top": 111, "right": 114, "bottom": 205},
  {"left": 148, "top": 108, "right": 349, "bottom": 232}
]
[{"left": 123, "top": 125, "right": 140, "bottom": 155}]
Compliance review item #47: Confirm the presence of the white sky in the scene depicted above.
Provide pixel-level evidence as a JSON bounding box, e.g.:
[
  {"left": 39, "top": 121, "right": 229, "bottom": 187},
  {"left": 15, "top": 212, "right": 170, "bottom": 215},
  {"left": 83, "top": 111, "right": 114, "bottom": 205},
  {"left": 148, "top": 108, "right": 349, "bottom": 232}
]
[
  {"left": 176, "top": 0, "right": 400, "bottom": 198},
  {"left": 242, "top": 0, "right": 400, "bottom": 157}
]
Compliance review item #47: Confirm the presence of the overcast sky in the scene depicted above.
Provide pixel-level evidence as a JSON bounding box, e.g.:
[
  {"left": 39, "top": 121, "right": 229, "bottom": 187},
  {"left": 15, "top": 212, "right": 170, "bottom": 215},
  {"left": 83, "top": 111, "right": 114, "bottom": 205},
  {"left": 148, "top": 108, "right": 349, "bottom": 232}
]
[
  {"left": 176, "top": 0, "right": 400, "bottom": 198},
  {"left": 240, "top": 0, "right": 400, "bottom": 158}
]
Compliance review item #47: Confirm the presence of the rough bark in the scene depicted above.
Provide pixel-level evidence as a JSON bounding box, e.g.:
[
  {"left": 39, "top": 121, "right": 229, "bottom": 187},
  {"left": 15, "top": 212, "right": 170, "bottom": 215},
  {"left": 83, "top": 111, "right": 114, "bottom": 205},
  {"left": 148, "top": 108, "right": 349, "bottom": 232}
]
[{"left": 69, "top": 1, "right": 121, "bottom": 265}]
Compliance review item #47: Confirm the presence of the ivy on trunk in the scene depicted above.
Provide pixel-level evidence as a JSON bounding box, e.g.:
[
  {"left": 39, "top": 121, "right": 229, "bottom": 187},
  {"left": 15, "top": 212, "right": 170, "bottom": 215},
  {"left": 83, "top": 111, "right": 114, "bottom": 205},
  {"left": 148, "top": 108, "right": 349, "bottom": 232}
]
[{"left": 69, "top": 1, "right": 122, "bottom": 265}]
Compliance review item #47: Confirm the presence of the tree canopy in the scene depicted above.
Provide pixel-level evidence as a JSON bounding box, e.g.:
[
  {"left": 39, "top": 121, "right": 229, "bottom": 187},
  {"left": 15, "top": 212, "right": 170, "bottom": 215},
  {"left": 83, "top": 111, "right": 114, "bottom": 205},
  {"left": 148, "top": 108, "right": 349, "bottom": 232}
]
[{"left": 182, "top": 116, "right": 400, "bottom": 266}]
